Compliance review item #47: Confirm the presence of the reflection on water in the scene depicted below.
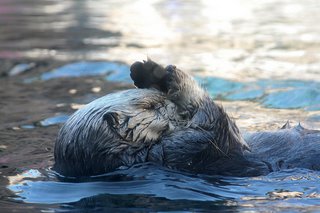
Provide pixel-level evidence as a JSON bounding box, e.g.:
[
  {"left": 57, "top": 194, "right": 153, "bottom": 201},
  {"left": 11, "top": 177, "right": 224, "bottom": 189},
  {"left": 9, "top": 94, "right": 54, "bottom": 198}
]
[
  {"left": 6, "top": 165, "right": 320, "bottom": 212},
  {"left": 15, "top": 115, "right": 70, "bottom": 130},
  {"left": 1, "top": 0, "right": 320, "bottom": 80},
  {"left": 199, "top": 77, "right": 320, "bottom": 110},
  {"left": 40, "top": 61, "right": 130, "bottom": 82},
  {"left": 1, "top": 0, "right": 320, "bottom": 212}
]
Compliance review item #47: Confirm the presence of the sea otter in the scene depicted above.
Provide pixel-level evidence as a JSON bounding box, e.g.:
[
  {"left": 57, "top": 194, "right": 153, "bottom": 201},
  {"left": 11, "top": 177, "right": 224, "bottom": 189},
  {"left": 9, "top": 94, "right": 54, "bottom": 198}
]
[{"left": 54, "top": 59, "right": 320, "bottom": 177}]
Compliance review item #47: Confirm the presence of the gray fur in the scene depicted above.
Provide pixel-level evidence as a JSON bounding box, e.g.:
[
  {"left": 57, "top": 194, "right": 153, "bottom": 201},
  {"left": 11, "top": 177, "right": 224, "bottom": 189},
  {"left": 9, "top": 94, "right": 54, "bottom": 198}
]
[{"left": 54, "top": 59, "right": 320, "bottom": 177}]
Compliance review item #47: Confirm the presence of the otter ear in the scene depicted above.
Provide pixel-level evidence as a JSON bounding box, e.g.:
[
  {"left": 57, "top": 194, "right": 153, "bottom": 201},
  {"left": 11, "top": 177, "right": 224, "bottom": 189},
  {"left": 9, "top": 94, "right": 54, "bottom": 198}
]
[{"left": 103, "top": 112, "right": 119, "bottom": 128}]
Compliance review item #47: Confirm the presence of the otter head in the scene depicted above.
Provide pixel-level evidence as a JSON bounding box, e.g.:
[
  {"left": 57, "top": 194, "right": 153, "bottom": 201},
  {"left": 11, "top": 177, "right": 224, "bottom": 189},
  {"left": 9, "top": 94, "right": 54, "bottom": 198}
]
[{"left": 53, "top": 89, "right": 183, "bottom": 176}]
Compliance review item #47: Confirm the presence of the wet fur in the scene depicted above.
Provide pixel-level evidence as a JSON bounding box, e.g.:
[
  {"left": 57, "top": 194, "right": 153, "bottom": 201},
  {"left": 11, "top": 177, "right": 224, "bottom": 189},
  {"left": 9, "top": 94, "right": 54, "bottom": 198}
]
[{"left": 54, "top": 59, "right": 320, "bottom": 177}]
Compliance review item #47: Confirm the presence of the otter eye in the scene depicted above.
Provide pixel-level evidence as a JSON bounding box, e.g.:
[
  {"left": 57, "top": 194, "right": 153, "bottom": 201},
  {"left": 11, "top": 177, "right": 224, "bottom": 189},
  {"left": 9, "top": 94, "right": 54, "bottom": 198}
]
[{"left": 103, "top": 112, "right": 119, "bottom": 128}]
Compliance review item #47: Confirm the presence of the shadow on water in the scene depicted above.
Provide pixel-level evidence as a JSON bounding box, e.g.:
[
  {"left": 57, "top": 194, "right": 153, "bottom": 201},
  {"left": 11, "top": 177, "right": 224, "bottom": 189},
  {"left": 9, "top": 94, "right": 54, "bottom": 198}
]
[{"left": 6, "top": 164, "right": 320, "bottom": 212}]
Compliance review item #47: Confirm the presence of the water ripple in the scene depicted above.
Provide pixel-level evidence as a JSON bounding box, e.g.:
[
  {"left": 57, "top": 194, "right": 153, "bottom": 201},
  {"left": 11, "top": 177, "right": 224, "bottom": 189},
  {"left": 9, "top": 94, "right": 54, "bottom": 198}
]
[{"left": 6, "top": 164, "right": 320, "bottom": 212}]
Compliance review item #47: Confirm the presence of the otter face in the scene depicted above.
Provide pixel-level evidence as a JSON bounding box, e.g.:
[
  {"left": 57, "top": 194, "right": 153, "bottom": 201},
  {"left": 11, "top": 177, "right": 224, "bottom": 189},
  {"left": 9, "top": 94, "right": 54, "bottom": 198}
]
[{"left": 102, "top": 91, "right": 181, "bottom": 144}]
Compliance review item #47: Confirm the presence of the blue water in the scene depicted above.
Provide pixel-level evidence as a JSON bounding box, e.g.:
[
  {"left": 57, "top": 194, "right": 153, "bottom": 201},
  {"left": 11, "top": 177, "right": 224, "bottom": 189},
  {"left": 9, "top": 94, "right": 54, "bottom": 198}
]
[
  {"left": 19, "top": 115, "right": 70, "bottom": 129},
  {"left": 41, "top": 61, "right": 131, "bottom": 83},
  {"left": 7, "top": 165, "right": 320, "bottom": 212},
  {"left": 198, "top": 77, "right": 320, "bottom": 110}
]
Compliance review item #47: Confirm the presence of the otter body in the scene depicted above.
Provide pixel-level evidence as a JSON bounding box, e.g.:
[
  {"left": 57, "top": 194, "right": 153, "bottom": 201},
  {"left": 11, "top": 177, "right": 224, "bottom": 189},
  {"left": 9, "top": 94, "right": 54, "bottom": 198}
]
[{"left": 54, "top": 60, "right": 320, "bottom": 177}]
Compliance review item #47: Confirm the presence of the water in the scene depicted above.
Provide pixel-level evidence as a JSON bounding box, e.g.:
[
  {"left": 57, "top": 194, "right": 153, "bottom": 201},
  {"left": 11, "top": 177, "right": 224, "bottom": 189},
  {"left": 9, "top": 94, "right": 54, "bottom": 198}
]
[
  {"left": 1, "top": 0, "right": 320, "bottom": 212},
  {"left": 5, "top": 165, "right": 320, "bottom": 212}
]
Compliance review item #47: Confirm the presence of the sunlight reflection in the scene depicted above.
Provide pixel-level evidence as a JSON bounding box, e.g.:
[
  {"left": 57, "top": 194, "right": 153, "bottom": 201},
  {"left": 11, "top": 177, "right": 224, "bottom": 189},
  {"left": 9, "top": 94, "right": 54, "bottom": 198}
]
[
  {"left": 4, "top": 0, "right": 319, "bottom": 82},
  {"left": 7, "top": 169, "right": 42, "bottom": 185},
  {"left": 42, "top": 1, "right": 73, "bottom": 14}
]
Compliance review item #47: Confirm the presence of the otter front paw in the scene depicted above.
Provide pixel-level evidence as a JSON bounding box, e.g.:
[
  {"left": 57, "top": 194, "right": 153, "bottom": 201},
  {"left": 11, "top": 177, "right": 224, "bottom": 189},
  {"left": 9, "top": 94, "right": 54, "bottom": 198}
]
[{"left": 130, "top": 59, "right": 168, "bottom": 92}]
